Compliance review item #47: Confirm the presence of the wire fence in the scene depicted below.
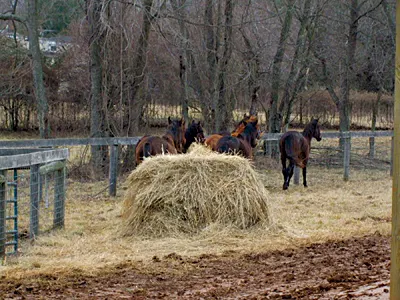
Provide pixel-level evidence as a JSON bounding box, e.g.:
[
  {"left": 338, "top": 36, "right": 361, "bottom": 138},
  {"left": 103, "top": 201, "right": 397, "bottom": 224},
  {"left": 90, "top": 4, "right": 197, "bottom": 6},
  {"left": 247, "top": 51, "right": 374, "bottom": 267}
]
[
  {"left": 0, "top": 149, "right": 67, "bottom": 259},
  {"left": 0, "top": 132, "right": 394, "bottom": 259}
]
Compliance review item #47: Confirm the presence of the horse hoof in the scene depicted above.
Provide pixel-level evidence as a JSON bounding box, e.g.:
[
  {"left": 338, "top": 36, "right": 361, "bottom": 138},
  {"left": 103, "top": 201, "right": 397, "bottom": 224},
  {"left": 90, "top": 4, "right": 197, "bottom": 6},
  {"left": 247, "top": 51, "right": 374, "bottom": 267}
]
[
  {"left": 283, "top": 185, "right": 288, "bottom": 190},
  {"left": 304, "top": 184, "right": 308, "bottom": 188}
]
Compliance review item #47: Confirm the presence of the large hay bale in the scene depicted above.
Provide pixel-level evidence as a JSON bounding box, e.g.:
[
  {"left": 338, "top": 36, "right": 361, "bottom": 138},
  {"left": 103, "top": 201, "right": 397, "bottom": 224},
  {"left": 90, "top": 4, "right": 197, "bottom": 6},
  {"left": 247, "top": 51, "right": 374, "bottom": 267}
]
[{"left": 121, "top": 144, "right": 272, "bottom": 237}]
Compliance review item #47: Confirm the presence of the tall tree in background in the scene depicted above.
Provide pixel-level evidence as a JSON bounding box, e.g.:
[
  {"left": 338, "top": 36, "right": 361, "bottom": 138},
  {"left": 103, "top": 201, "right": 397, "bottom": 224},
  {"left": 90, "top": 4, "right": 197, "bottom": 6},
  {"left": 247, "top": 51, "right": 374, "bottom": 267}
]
[
  {"left": 314, "top": 0, "right": 385, "bottom": 138},
  {"left": 129, "top": 0, "right": 155, "bottom": 134},
  {"left": 87, "top": 0, "right": 107, "bottom": 176},
  {"left": 0, "top": 0, "right": 50, "bottom": 138},
  {"left": 279, "top": 0, "right": 314, "bottom": 130},
  {"left": 268, "top": 0, "right": 295, "bottom": 134},
  {"left": 215, "top": 0, "right": 234, "bottom": 132},
  {"left": 170, "top": 0, "right": 189, "bottom": 125}
]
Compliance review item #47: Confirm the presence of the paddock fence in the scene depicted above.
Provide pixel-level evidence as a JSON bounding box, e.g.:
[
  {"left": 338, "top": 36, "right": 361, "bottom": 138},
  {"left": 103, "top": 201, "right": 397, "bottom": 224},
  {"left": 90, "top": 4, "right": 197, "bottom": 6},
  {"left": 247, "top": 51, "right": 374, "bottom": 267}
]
[
  {"left": 0, "top": 131, "right": 393, "bottom": 259},
  {"left": 0, "top": 130, "right": 393, "bottom": 196},
  {"left": 0, "top": 148, "right": 68, "bottom": 260}
]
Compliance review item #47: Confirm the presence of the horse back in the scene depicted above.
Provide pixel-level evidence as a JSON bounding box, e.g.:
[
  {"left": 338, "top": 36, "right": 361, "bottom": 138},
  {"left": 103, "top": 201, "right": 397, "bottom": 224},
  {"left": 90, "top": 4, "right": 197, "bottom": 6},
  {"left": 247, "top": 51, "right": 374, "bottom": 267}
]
[
  {"left": 205, "top": 134, "right": 223, "bottom": 151},
  {"left": 216, "top": 136, "right": 241, "bottom": 154},
  {"left": 279, "top": 131, "right": 309, "bottom": 167},
  {"left": 135, "top": 135, "right": 177, "bottom": 165}
]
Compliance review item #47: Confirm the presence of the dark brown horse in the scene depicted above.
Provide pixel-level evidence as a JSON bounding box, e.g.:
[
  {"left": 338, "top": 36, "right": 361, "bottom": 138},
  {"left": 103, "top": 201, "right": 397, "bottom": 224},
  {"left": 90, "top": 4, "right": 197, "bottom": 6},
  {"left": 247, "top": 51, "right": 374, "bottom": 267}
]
[
  {"left": 135, "top": 117, "right": 186, "bottom": 165},
  {"left": 279, "top": 119, "right": 322, "bottom": 190},
  {"left": 183, "top": 120, "right": 205, "bottom": 153},
  {"left": 216, "top": 120, "right": 261, "bottom": 159},
  {"left": 205, "top": 114, "right": 258, "bottom": 151}
]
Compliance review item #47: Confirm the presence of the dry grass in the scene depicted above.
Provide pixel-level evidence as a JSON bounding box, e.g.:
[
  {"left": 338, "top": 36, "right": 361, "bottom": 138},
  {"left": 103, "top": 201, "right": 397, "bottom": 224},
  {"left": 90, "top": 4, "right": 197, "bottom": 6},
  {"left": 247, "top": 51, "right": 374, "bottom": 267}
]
[
  {"left": 0, "top": 133, "right": 392, "bottom": 281},
  {"left": 0, "top": 153, "right": 392, "bottom": 280}
]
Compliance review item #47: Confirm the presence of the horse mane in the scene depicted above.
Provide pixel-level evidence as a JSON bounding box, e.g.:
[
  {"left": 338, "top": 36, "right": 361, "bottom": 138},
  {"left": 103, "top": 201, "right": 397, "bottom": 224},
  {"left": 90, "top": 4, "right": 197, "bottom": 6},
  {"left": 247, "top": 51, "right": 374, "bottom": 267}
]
[
  {"left": 302, "top": 119, "right": 318, "bottom": 139},
  {"left": 231, "top": 115, "right": 258, "bottom": 137}
]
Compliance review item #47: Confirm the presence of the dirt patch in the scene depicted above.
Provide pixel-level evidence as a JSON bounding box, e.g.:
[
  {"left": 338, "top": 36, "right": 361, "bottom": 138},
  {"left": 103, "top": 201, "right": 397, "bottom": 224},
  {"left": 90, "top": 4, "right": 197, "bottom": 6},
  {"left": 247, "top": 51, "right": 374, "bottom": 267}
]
[{"left": 0, "top": 233, "right": 390, "bottom": 299}]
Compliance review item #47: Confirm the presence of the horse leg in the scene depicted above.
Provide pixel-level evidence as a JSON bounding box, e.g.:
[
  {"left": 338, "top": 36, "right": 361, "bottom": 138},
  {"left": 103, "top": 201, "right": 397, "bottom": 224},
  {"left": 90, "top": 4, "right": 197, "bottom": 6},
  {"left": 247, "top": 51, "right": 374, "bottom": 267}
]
[
  {"left": 303, "top": 161, "right": 308, "bottom": 187},
  {"left": 281, "top": 156, "right": 288, "bottom": 190},
  {"left": 284, "top": 161, "right": 295, "bottom": 189}
]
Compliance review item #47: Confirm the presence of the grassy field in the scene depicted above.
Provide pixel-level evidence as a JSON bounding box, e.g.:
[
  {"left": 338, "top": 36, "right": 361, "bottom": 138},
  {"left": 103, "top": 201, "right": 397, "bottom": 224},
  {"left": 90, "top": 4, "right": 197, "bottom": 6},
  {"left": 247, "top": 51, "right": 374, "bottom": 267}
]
[
  {"left": 0, "top": 130, "right": 393, "bottom": 284},
  {"left": 0, "top": 160, "right": 391, "bottom": 280}
]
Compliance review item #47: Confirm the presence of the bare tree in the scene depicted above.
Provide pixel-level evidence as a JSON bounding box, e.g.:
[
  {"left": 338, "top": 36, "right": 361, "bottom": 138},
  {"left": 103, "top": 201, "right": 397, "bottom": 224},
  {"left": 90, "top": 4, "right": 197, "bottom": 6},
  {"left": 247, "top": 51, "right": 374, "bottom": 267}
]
[
  {"left": 268, "top": 0, "right": 296, "bottom": 134},
  {"left": 0, "top": 0, "right": 50, "bottom": 138},
  {"left": 87, "top": 0, "right": 107, "bottom": 177}
]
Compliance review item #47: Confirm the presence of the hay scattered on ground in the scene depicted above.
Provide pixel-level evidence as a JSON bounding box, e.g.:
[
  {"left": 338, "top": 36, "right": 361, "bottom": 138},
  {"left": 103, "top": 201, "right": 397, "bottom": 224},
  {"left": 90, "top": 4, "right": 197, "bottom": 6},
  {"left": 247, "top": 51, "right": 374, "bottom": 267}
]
[{"left": 121, "top": 144, "right": 272, "bottom": 237}]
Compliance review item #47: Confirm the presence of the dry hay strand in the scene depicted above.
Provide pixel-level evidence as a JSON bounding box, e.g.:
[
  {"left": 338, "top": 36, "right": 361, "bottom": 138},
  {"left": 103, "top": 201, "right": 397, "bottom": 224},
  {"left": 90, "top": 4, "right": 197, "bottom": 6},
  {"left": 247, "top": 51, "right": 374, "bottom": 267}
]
[{"left": 121, "top": 144, "right": 272, "bottom": 237}]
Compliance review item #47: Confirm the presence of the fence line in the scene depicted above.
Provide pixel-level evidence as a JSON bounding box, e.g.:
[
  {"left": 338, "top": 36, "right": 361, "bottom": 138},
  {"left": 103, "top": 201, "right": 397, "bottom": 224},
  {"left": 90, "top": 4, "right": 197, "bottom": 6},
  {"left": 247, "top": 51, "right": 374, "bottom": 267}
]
[
  {"left": 0, "top": 149, "right": 68, "bottom": 260},
  {"left": 0, "top": 131, "right": 394, "bottom": 198}
]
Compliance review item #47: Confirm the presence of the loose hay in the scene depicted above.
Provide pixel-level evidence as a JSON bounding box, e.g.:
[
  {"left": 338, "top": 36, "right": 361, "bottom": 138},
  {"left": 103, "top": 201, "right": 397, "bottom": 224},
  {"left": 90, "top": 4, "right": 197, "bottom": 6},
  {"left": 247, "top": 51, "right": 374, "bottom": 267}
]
[{"left": 121, "top": 144, "right": 272, "bottom": 237}]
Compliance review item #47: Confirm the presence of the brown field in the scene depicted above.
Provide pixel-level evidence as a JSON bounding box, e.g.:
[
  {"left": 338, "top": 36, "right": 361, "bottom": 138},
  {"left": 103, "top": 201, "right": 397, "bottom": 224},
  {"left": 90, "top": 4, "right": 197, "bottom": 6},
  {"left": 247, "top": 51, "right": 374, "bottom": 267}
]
[{"left": 0, "top": 132, "right": 393, "bottom": 299}]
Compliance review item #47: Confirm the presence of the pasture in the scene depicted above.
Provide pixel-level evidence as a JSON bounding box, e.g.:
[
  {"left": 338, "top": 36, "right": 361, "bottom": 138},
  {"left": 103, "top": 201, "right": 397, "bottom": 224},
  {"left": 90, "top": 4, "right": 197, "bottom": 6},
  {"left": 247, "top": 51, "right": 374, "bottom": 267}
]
[{"left": 0, "top": 134, "right": 392, "bottom": 298}]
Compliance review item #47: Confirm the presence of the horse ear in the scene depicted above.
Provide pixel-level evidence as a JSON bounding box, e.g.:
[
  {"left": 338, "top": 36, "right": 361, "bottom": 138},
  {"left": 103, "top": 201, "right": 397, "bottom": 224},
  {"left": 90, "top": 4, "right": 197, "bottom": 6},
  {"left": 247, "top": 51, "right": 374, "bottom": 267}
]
[
  {"left": 192, "top": 120, "right": 195, "bottom": 125},
  {"left": 198, "top": 121, "right": 201, "bottom": 126},
  {"left": 181, "top": 117, "right": 185, "bottom": 126},
  {"left": 168, "top": 116, "right": 172, "bottom": 124}
]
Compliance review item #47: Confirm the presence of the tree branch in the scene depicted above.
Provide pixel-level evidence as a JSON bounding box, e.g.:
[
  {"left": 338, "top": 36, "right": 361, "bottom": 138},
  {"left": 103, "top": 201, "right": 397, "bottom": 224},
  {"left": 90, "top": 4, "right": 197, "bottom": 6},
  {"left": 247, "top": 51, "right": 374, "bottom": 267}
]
[
  {"left": 0, "top": 13, "right": 26, "bottom": 24},
  {"left": 354, "top": 0, "right": 384, "bottom": 24}
]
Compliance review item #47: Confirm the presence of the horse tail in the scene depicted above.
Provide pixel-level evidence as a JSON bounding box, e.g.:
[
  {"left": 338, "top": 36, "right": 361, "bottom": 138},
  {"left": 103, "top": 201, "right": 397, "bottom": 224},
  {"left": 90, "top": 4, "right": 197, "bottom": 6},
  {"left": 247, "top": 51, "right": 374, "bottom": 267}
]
[
  {"left": 143, "top": 142, "right": 151, "bottom": 158},
  {"left": 282, "top": 135, "right": 305, "bottom": 168}
]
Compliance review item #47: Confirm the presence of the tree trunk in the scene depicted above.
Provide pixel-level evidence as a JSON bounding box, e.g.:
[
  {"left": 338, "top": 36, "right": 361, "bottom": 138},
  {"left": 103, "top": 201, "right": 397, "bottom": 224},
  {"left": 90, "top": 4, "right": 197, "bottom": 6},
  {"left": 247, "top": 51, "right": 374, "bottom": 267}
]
[
  {"left": 171, "top": 0, "right": 189, "bottom": 124},
  {"left": 204, "top": 0, "right": 221, "bottom": 133},
  {"left": 88, "top": 0, "right": 107, "bottom": 178},
  {"left": 27, "top": 0, "right": 49, "bottom": 138},
  {"left": 382, "top": 0, "right": 395, "bottom": 46},
  {"left": 240, "top": 29, "right": 260, "bottom": 116},
  {"left": 215, "top": 0, "right": 234, "bottom": 132},
  {"left": 128, "top": 0, "right": 154, "bottom": 135},
  {"left": 268, "top": 0, "right": 295, "bottom": 134},
  {"left": 279, "top": 0, "right": 312, "bottom": 128},
  {"left": 339, "top": 0, "right": 358, "bottom": 136}
]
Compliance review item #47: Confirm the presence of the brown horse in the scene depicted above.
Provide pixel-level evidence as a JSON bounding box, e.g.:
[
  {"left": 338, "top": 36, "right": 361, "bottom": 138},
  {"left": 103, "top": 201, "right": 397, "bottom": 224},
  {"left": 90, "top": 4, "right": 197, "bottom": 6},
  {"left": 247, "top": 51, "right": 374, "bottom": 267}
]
[
  {"left": 216, "top": 120, "right": 261, "bottom": 159},
  {"left": 135, "top": 117, "right": 186, "bottom": 165},
  {"left": 279, "top": 119, "right": 322, "bottom": 190},
  {"left": 183, "top": 120, "right": 205, "bottom": 153},
  {"left": 205, "top": 114, "right": 258, "bottom": 151}
]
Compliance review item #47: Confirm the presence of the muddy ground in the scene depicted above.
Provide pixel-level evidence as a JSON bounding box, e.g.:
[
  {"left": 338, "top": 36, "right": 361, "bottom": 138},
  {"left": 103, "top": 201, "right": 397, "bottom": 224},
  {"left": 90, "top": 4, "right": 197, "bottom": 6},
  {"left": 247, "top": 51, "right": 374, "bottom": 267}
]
[{"left": 0, "top": 233, "right": 391, "bottom": 299}]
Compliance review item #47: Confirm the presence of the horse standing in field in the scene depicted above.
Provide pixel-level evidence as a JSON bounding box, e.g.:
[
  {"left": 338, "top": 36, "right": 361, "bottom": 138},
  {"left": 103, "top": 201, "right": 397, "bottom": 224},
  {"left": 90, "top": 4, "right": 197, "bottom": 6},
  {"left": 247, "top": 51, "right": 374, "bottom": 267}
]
[
  {"left": 216, "top": 119, "right": 261, "bottom": 159},
  {"left": 205, "top": 114, "right": 258, "bottom": 151},
  {"left": 183, "top": 120, "right": 205, "bottom": 153},
  {"left": 135, "top": 117, "right": 186, "bottom": 165},
  {"left": 279, "top": 119, "right": 322, "bottom": 190}
]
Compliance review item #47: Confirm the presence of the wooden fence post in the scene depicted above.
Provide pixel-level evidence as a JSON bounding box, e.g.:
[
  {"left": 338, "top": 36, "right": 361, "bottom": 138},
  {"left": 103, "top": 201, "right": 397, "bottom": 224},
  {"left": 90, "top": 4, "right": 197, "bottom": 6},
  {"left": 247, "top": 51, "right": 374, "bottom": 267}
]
[
  {"left": 343, "top": 135, "right": 351, "bottom": 181},
  {"left": 294, "top": 166, "right": 300, "bottom": 185},
  {"left": 390, "top": 2, "right": 400, "bottom": 297},
  {"left": 109, "top": 144, "right": 118, "bottom": 197},
  {"left": 54, "top": 162, "right": 66, "bottom": 228},
  {"left": 30, "top": 164, "right": 40, "bottom": 239},
  {"left": 392, "top": 136, "right": 395, "bottom": 176},
  {"left": 369, "top": 136, "right": 375, "bottom": 159},
  {"left": 0, "top": 170, "right": 6, "bottom": 259}
]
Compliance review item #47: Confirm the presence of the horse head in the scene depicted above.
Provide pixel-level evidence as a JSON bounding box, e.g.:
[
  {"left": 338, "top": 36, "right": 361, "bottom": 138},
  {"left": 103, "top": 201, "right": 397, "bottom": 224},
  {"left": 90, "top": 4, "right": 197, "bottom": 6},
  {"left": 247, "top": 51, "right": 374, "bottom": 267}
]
[
  {"left": 311, "top": 118, "right": 322, "bottom": 141},
  {"left": 241, "top": 119, "right": 260, "bottom": 148},
  {"left": 232, "top": 114, "right": 258, "bottom": 137},
  {"left": 167, "top": 116, "right": 186, "bottom": 153},
  {"left": 188, "top": 120, "right": 205, "bottom": 143}
]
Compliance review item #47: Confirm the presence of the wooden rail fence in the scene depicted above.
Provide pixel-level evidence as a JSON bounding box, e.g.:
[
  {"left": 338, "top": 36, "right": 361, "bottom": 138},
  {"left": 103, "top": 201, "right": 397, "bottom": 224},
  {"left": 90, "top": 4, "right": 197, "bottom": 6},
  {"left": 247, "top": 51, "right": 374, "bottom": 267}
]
[{"left": 0, "top": 131, "right": 393, "bottom": 197}]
